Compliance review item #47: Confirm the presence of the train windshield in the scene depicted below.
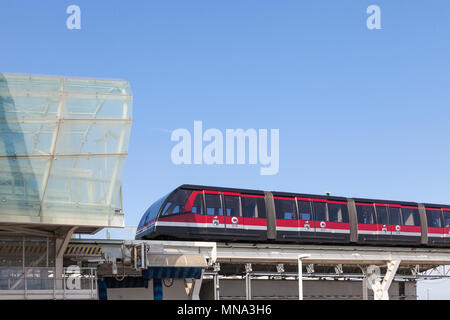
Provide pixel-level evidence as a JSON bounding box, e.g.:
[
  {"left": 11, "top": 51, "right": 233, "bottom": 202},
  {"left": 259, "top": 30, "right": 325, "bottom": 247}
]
[
  {"left": 138, "top": 193, "right": 170, "bottom": 229},
  {"left": 160, "top": 189, "right": 194, "bottom": 216}
]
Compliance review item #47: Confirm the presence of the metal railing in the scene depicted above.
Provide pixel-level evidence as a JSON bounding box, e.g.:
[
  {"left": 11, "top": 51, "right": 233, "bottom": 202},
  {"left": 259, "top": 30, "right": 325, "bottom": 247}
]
[{"left": 0, "top": 266, "right": 97, "bottom": 299}]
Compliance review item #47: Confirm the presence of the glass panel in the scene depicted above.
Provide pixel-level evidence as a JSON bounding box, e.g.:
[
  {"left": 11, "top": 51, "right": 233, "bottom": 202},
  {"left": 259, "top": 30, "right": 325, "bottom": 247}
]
[
  {"left": 191, "top": 194, "right": 204, "bottom": 215},
  {"left": 0, "top": 121, "right": 56, "bottom": 156},
  {"left": 138, "top": 194, "right": 169, "bottom": 228},
  {"left": 328, "top": 203, "right": 348, "bottom": 223},
  {"left": 312, "top": 201, "right": 327, "bottom": 221},
  {"left": 402, "top": 208, "right": 420, "bottom": 226},
  {"left": 25, "top": 238, "right": 53, "bottom": 268},
  {"left": 0, "top": 237, "right": 23, "bottom": 267},
  {"left": 297, "top": 200, "right": 313, "bottom": 221},
  {"left": 356, "top": 204, "right": 375, "bottom": 224},
  {"left": 426, "top": 209, "right": 442, "bottom": 228},
  {"left": 42, "top": 156, "right": 126, "bottom": 223},
  {"left": 255, "top": 198, "right": 266, "bottom": 219},
  {"left": 389, "top": 207, "right": 402, "bottom": 226},
  {"left": 205, "top": 194, "right": 223, "bottom": 216},
  {"left": 224, "top": 195, "right": 240, "bottom": 217},
  {"left": 64, "top": 78, "right": 132, "bottom": 95},
  {"left": 64, "top": 95, "right": 132, "bottom": 119},
  {"left": 443, "top": 211, "right": 450, "bottom": 228},
  {"left": 161, "top": 190, "right": 192, "bottom": 216},
  {"left": 275, "top": 199, "right": 297, "bottom": 220},
  {"left": 242, "top": 196, "right": 266, "bottom": 218},
  {"left": 375, "top": 206, "right": 389, "bottom": 225},
  {"left": 56, "top": 120, "right": 131, "bottom": 155},
  {"left": 0, "top": 158, "right": 47, "bottom": 217}
]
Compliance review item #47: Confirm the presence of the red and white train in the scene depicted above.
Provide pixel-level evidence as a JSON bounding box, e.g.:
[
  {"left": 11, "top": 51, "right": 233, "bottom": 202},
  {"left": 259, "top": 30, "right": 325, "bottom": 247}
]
[{"left": 136, "top": 184, "right": 450, "bottom": 247}]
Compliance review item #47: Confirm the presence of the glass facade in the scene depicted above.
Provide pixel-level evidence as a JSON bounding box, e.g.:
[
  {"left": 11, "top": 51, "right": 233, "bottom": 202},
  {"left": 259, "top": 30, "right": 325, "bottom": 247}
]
[{"left": 0, "top": 73, "right": 132, "bottom": 229}]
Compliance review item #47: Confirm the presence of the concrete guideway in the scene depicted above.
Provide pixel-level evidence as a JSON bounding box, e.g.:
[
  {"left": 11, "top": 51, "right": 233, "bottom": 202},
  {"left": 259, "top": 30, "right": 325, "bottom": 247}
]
[
  {"left": 213, "top": 242, "right": 450, "bottom": 266},
  {"left": 66, "top": 239, "right": 450, "bottom": 300}
]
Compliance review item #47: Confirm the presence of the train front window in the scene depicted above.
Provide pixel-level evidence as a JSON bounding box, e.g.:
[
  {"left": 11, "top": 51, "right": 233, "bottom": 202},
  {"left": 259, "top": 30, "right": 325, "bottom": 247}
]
[
  {"left": 224, "top": 195, "right": 240, "bottom": 217},
  {"left": 426, "top": 209, "right": 442, "bottom": 228},
  {"left": 328, "top": 203, "right": 348, "bottom": 223},
  {"left": 297, "top": 200, "right": 312, "bottom": 221},
  {"left": 161, "top": 189, "right": 193, "bottom": 217},
  {"left": 375, "top": 206, "right": 389, "bottom": 225},
  {"left": 275, "top": 199, "right": 297, "bottom": 220},
  {"left": 138, "top": 193, "right": 169, "bottom": 228},
  {"left": 205, "top": 194, "right": 223, "bottom": 216},
  {"left": 402, "top": 208, "right": 420, "bottom": 226}
]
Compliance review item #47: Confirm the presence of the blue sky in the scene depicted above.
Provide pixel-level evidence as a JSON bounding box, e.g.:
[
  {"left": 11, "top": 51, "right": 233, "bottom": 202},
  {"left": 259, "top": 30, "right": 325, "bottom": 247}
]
[{"left": 1, "top": 0, "right": 450, "bottom": 298}]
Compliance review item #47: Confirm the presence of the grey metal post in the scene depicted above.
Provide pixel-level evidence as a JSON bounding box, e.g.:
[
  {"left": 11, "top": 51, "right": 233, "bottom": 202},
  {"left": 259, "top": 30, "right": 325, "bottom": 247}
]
[
  {"left": 362, "top": 276, "right": 368, "bottom": 300},
  {"left": 214, "top": 273, "right": 220, "bottom": 300},
  {"left": 245, "top": 274, "right": 252, "bottom": 300},
  {"left": 245, "top": 263, "right": 252, "bottom": 300}
]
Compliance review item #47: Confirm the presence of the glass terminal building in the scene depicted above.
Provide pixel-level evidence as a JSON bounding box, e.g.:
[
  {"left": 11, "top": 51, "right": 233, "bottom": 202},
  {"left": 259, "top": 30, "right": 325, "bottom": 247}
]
[
  {"left": 0, "top": 73, "right": 132, "bottom": 298},
  {"left": 0, "top": 73, "right": 132, "bottom": 232}
]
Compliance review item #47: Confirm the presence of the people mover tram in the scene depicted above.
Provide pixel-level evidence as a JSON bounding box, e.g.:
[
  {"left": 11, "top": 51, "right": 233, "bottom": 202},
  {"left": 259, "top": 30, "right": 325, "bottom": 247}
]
[{"left": 136, "top": 184, "right": 450, "bottom": 247}]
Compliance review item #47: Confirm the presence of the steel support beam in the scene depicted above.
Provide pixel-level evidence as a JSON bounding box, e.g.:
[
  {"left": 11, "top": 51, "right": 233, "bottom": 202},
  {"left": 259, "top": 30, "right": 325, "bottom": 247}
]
[
  {"left": 191, "top": 270, "right": 204, "bottom": 300},
  {"left": 364, "top": 260, "right": 401, "bottom": 300}
]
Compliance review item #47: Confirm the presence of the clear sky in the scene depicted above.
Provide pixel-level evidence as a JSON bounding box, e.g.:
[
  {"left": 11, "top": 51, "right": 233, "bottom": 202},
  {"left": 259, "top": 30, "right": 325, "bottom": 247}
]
[{"left": 1, "top": 0, "right": 450, "bottom": 299}]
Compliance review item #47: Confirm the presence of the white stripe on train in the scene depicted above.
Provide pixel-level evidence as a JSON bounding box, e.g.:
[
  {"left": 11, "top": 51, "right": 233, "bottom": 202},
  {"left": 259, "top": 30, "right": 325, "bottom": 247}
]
[{"left": 155, "top": 221, "right": 267, "bottom": 230}]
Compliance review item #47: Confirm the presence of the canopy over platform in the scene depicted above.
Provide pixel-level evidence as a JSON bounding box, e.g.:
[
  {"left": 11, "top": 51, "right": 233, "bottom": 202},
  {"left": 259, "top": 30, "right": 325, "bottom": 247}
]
[{"left": 0, "top": 73, "right": 132, "bottom": 234}]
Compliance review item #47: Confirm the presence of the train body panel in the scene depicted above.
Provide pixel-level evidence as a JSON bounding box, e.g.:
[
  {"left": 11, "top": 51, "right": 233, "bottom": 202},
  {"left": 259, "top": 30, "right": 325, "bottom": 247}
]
[{"left": 135, "top": 185, "right": 450, "bottom": 248}]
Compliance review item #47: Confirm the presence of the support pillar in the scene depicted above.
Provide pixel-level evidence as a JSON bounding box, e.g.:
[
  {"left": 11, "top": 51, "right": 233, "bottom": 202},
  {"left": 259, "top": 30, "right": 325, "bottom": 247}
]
[
  {"left": 362, "top": 276, "right": 368, "bottom": 300},
  {"left": 298, "top": 254, "right": 310, "bottom": 300},
  {"left": 191, "top": 270, "right": 204, "bottom": 300},
  {"left": 245, "top": 263, "right": 252, "bottom": 300},
  {"left": 153, "top": 279, "right": 163, "bottom": 300},
  {"left": 213, "top": 263, "right": 220, "bottom": 300},
  {"left": 364, "top": 260, "right": 401, "bottom": 300},
  {"left": 54, "top": 227, "right": 77, "bottom": 290}
]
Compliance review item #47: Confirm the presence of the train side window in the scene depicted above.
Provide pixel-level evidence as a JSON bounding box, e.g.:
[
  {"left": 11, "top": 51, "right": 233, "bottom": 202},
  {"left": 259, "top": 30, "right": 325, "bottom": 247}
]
[
  {"left": 375, "top": 206, "right": 389, "bottom": 225},
  {"left": 328, "top": 203, "right": 349, "bottom": 223},
  {"left": 356, "top": 204, "right": 375, "bottom": 224},
  {"left": 402, "top": 208, "right": 420, "bottom": 226},
  {"left": 443, "top": 211, "right": 450, "bottom": 228},
  {"left": 297, "top": 200, "right": 313, "bottom": 221},
  {"left": 242, "top": 196, "right": 266, "bottom": 219},
  {"left": 224, "top": 195, "right": 240, "bottom": 217},
  {"left": 389, "top": 207, "right": 402, "bottom": 226},
  {"left": 205, "top": 194, "right": 223, "bottom": 216},
  {"left": 274, "top": 198, "right": 297, "bottom": 220},
  {"left": 256, "top": 198, "right": 266, "bottom": 219},
  {"left": 426, "top": 209, "right": 442, "bottom": 228},
  {"left": 191, "top": 194, "right": 204, "bottom": 215},
  {"left": 312, "top": 201, "right": 327, "bottom": 221}
]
